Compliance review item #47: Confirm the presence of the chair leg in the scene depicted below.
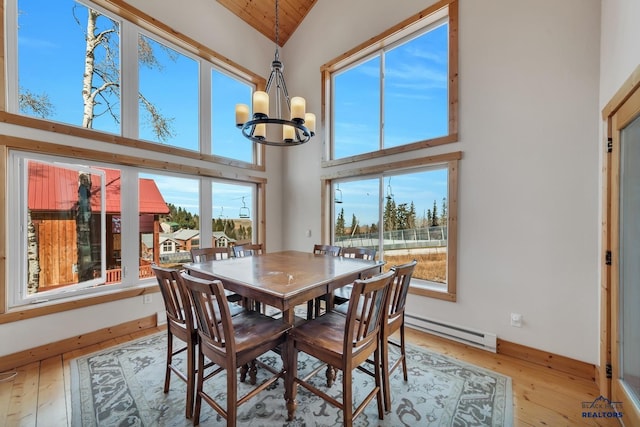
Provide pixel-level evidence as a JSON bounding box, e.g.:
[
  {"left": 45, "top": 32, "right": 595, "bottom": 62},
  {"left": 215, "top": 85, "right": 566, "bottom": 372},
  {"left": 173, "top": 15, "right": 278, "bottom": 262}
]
[
  {"left": 381, "top": 334, "right": 392, "bottom": 413},
  {"left": 343, "top": 368, "right": 353, "bottom": 427},
  {"left": 400, "top": 324, "right": 408, "bottom": 381},
  {"left": 227, "top": 362, "right": 238, "bottom": 426},
  {"left": 240, "top": 363, "right": 249, "bottom": 382},
  {"left": 192, "top": 350, "right": 205, "bottom": 426},
  {"left": 325, "top": 364, "right": 336, "bottom": 387},
  {"left": 185, "top": 338, "right": 195, "bottom": 419},
  {"left": 249, "top": 359, "right": 258, "bottom": 385},
  {"left": 374, "top": 346, "right": 385, "bottom": 420},
  {"left": 306, "top": 299, "right": 314, "bottom": 320},
  {"left": 164, "top": 332, "right": 172, "bottom": 393}
]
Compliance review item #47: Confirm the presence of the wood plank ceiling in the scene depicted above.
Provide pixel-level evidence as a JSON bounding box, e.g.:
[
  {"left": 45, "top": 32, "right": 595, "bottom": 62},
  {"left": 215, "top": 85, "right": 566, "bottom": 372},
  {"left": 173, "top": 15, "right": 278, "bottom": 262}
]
[{"left": 216, "top": 0, "right": 317, "bottom": 47}]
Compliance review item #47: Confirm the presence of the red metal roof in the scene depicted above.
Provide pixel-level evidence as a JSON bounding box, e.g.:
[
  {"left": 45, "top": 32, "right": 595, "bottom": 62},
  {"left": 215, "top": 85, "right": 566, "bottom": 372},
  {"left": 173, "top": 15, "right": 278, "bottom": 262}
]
[{"left": 27, "top": 162, "right": 169, "bottom": 214}]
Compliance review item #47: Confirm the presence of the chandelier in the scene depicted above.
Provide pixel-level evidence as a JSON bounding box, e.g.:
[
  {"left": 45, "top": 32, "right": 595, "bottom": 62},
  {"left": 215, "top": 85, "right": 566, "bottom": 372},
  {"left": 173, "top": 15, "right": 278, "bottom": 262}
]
[{"left": 235, "top": 0, "right": 315, "bottom": 146}]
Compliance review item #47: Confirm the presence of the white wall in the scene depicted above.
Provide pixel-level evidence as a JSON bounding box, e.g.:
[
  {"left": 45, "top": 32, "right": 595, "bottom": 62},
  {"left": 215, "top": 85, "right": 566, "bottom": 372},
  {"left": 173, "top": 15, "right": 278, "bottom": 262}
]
[
  {"left": 0, "top": 0, "right": 279, "bottom": 357},
  {"left": 283, "top": 0, "right": 602, "bottom": 363},
  {"left": 600, "top": 0, "right": 640, "bottom": 104}
]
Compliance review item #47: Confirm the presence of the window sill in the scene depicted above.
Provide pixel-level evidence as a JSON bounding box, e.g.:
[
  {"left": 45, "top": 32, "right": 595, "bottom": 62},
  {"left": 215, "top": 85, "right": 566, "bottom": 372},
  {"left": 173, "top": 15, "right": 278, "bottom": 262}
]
[
  {"left": 409, "top": 278, "right": 456, "bottom": 302},
  {"left": 0, "top": 281, "right": 159, "bottom": 324}
]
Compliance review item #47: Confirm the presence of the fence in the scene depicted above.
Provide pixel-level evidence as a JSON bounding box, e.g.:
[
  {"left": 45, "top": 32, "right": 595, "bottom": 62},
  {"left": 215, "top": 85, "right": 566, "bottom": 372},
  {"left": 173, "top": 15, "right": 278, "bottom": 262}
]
[
  {"left": 105, "top": 265, "right": 154, "bottom": 284},
  {"left": 336, "top": 226, "right": 447, "bottom": 250}
]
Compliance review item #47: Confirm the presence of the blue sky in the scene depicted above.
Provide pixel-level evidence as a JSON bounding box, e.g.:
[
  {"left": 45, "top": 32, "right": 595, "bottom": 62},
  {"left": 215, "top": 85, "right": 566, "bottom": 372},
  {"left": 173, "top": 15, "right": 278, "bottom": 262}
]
[{"left": 16, "top": 0, "right": 448, "bottom": 226}]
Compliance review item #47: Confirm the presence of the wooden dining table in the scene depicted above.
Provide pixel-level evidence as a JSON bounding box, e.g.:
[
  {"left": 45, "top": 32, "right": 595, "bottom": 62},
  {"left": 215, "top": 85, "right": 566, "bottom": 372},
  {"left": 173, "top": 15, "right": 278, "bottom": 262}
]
[
  {"left": 184, "top": 249, "right": 383, "bottom": 421},
  {"left": 184, "top": 249, "right": 382, "bottom": 325}
]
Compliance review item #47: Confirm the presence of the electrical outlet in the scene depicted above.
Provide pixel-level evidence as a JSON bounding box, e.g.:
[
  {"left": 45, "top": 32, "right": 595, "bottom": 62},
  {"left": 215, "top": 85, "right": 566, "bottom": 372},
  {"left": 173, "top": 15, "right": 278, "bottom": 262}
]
[
  {"left": 143, "top": 294, "right": 152, "bottom": 304},
  {"left": 510, "top": 312, "right": 523, "bottom": 327}
]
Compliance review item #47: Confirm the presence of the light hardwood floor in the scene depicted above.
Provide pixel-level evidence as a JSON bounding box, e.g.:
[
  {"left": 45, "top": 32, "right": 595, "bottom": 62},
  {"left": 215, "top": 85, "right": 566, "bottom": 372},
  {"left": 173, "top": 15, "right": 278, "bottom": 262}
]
[{"left": 0, "top": 326, "right": 622, "bottom": 426}]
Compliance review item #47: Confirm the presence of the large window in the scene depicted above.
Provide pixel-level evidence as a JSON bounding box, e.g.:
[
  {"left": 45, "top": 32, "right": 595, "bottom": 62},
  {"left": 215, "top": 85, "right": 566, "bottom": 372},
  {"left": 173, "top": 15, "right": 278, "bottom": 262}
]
[
  {"left": 8, "top": 154, "right": 107, "bottom": 306},
  {"left": 10, "top": 0, "right": 259, "bottom": 166},
  {"left": 328, "top": 153, "right": 459, "bottom": 301},
  {"left": 5, "top": 150, "right": 260, "bottom": 309},
  {"left": 16, "top": 0, "right": 121, "bottom": 134},
  {"left": 325, "top": 0, "right": 458, "bottom": 163}
]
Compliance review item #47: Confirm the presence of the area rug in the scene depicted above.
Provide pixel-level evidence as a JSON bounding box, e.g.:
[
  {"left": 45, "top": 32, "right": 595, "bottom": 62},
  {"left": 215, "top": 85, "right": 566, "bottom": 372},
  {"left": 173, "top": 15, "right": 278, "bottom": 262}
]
[{"left": 70, "top": 332, "right": 512, "bottom": 426}]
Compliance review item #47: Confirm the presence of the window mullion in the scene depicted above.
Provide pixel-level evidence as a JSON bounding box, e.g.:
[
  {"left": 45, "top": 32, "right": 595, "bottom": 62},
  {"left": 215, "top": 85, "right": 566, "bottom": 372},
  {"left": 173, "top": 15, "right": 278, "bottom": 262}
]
[
  {"left": 5, "top": 0, "right": 19, "bottom": 113},
  {"left": 380, "top": 51, "right": 385, "bottom": 151},
  {"left": 120, "top": 166, "right": 139, "bottom": 285},
  {"left": 121, "top": 21, "right": 139, "bottom": 140},
  {"left": 201, "top": 64, "right": 212, "bottom": 156}
]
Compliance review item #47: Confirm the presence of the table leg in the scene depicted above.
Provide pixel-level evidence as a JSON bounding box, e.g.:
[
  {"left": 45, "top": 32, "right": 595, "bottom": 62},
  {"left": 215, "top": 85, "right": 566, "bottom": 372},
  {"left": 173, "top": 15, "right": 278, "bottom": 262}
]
[
  {"left": 282, "top": 308, "right": 295, "bottom": 325},
  {"left": 284, "top": 337, "right": 298, "bottom": 421}
]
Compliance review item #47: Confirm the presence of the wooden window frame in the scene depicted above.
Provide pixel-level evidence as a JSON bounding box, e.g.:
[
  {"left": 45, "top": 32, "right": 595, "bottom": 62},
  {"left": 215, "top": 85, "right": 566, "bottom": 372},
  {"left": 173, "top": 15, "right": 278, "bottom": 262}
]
[
  {"left": 320, "top": 151, "right": 460, "bottom": 302},
  {"left": 0, "top": 0, "right": 267, "bottom": 171},
  {"left": 0, "top": 135, "right": 267, "bottom": 322},
  {"left": 321, "top": 0, "right": 459, "bottom": 166}
]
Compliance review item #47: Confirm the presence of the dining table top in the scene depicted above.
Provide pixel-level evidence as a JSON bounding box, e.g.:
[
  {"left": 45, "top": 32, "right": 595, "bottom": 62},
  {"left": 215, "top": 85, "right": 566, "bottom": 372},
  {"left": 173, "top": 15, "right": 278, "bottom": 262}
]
[{"left": 184, "top": 250, "right": 382, "bottom": 322}]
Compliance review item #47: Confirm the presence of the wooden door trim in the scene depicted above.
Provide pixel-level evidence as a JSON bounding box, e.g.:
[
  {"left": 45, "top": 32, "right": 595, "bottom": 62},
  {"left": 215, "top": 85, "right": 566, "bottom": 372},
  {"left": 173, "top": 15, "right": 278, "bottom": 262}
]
[{"left": 602, "top": 63, "right": 640, "bottom": 425}]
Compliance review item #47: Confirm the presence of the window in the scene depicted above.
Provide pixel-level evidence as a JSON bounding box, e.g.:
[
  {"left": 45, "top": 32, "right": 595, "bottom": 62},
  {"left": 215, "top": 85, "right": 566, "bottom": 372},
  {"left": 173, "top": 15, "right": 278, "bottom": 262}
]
[
  {"left": 16, "top": 0, "right": 121, "bottom": 134},
  {"left": 8, "top": 0, "right": 262, "bottom": 167},
  {"left": 327, "top": 152, "right": 459, "bottom": 301},
  {"left": 212, "top": 69, "right": 254, "bottom": 163},
  {"left": 8, "top": 153, "right": 107, "bottom": 306},
  {"left": 212, "top": 181, "right": 255, "bottom": 246},
  {"left": 5, "top": 148, "right": 261, "bottom": 309},
  {"left": 139, "top": 173, "right": 200, "bottom": 270},
  {"left": 325, "top": 0, "right": 458, "bottom": 163},
  {"left": 138, "top": 34, "right": 199, "bottom": 149}
]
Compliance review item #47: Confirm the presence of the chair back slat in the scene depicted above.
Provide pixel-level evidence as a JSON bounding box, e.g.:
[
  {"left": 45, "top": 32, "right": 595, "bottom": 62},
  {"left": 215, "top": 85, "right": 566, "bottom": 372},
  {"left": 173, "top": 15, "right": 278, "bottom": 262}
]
[
  {"left": 344, "top": 270, "right": 394, "bottom": 350},
  {"left": 313, "top": 244, "right": 341, "bottom": 256},
  {"left": 341, "top": 246, "right": 376, "bottom": 260},
  {"left": 181, "top": 272, "right": 233, "bottom": 357},
  {"left": 388, "top": 260, "right": 418, "bottom": 323},
  {"left": 191, "top": 247, "right": 230, "bottom": 262}
]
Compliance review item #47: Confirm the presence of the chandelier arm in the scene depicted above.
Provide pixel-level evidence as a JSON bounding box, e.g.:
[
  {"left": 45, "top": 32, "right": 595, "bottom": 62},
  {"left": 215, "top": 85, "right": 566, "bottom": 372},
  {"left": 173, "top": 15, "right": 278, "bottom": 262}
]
[
  {"left": 239, "top": 118, "right": 310, "bottom": 146},
  {"left": 277, "top": 71, "right": 291, "bottom": 111}
]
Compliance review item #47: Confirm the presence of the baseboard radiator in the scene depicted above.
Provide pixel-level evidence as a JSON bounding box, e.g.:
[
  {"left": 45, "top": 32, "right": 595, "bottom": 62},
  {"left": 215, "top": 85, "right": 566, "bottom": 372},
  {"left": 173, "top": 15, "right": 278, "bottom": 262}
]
[{"left": 405, "top": 314, "right": 497, "bottom": 353}]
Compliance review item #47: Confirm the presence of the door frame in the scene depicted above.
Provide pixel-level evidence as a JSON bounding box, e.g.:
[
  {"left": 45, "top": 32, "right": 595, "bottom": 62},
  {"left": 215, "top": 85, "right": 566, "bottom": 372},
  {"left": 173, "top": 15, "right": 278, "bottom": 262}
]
[{"left": 601, "top": 64, "right": 640, "bottom": 425}]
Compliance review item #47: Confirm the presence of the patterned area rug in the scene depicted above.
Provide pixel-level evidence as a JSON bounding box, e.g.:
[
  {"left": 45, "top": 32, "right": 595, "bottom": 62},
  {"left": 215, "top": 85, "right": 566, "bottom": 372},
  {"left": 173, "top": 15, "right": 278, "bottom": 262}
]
[{"left": 70, "top": 332, "right": 512, "bottom": 426}]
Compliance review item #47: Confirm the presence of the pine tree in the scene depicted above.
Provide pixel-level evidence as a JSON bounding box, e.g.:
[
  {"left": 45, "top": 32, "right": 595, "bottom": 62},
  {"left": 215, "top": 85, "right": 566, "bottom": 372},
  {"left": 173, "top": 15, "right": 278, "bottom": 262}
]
[
  {"left": 350, "top": 213, "right": 359, "bottom": 236},
  {"left": 384, "top": 195, "right": 397, "bottom": 231},
  {"left": 336, "top": 208, "right": 346, "bottom": 237},
  {"left": 431, "top": 200, "right": 439, "bottom": 226},
  {"left": 440, "top": 197, "right": 448, "bottom": 226}
]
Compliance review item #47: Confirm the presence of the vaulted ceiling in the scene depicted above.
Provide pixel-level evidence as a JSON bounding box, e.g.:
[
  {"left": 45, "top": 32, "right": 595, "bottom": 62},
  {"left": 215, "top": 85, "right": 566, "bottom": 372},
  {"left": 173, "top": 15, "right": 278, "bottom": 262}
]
[{"left": 216, "top": 0, "right": 317, "bottom": 47}]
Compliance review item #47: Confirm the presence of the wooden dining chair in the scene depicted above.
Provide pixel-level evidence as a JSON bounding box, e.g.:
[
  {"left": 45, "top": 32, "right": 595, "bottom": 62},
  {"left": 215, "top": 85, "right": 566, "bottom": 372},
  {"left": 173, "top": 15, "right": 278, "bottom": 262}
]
[
  {"left": 190, "top": 246, "right": 230, "bottom": 262},
  {"left": 232, "top": 243, "right": 263, "bottom": 258},
  {"left": 379, "top": 260, "right": 417, "bottom": 412},
  {"left": 151, "top": 265, "right": 198, "bottom": 419},
  {"left": 307, "top": 244, "right": 342, "bottom": 319},
  {"left": 340, "top": 246, "right": 376, "bottom": 260},
  {"left": 333, "top": 247, "right": 377, "bottom": 305},
  {"left": 286, "top": 270, "right": 395, "bottom": 427},
  {"left": 334, "top": 259, "right": 417, "bottom": 411},
  {"left": 180, "top": 272, "right": 291, "bottom": 426},
  {"left": 313, "top": 244, "right": 341, "bottom": 256},
  {"left": 152, "top": 265, "right": 245, "bottom": 419},
  {"left": 190, "top": 247, "right": 242, "bottom": 304},
  {"left": 232, "top": 243, "right": 269, "bottom": 313}
]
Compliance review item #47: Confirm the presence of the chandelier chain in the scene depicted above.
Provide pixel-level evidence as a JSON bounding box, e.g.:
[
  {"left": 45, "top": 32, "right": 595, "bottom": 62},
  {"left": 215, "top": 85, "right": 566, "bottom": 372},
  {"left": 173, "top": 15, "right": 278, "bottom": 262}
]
[{"left": 275, "top": 0, "right": 280, "bottom": 47}]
